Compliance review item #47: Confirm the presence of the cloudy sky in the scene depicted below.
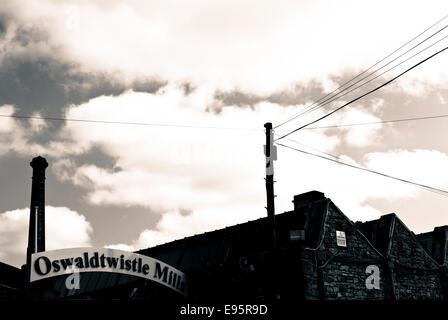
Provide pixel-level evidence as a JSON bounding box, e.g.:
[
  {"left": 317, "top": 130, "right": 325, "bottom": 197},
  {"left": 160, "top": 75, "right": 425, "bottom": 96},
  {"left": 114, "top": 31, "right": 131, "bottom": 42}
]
[{"left": 0, "top": 0, "right": 448, "bottom": 267}]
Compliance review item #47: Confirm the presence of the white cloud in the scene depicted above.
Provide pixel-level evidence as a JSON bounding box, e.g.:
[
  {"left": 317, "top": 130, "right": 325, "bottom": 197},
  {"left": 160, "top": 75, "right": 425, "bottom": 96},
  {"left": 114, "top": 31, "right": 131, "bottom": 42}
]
[
  {"left": 0, "top": 16, "right": 56, "bottom": 65},
  {"left": 2, "top": 84, "right": 447, "bottom": 252},
  {"left": 0, "top": 104, "right": 16, "bottom": 133},
  {"left": 3, "top": 0, "right": 448, "bottom": 95},
  {"left": 0, "top": 206, "right": 93, "bottom": 267},
  {"left": 0, "top": 0, "right": 447, "bottom": 260},
  {"left": 53, "top": 88, "right": 340, "bottom": 213},
  {"left": 339, "top": 107, "right": 383, "bottom": 147},
  {"left": 46, "top": 88, "right": 448, "bottom": 250},
  {"left": 286, "top": 104, "right": 384, "bottom": 147},
  {"left": 0, "top": 104, "right": 47, "bottom": 157},
  {"left": 104, "top": 243, "right": 134, "bottom": 252},
  {"left": 273, "top": 143, "right": 448, "bottom": 223},
  {"left": 28, "top": 112, "right": 48, "bottom": 132},
  {"left": 44, "top": 88, "right": 342, "bottom": 248},
  {"left": 437, "top": 92, "right": 446, "bottom": 105},
  {"left": 364, "top": 149, "right": 448, "bottom": 193},
  {"left": 0, "top": 105, "right": 90, "bottom": 159},
  {"left": 108, "top": 205, "right": 264, "bottom": 252}
]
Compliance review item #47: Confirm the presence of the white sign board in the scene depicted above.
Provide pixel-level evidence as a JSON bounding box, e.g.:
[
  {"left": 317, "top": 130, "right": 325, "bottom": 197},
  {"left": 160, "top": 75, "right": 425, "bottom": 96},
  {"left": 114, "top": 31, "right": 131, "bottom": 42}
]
[
  {"left": 30, "top": 247, "right": 187, "bottom": 296},
  {"left": 336, "top": 230, "right": 347, "bottom": 247}
]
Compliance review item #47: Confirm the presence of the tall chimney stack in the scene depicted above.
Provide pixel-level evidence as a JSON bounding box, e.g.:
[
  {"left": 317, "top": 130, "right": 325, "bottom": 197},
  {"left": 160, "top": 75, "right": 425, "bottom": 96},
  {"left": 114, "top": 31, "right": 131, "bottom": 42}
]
[{"left": 27, "top": 156, "right": 48, "bottom": 255}]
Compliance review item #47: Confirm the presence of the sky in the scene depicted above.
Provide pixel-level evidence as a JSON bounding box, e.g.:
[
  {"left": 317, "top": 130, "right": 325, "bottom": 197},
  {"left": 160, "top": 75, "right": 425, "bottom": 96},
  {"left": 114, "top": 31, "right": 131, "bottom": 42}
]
[{"left": 0, "top": 0, "right": 447, "bottom": 268}]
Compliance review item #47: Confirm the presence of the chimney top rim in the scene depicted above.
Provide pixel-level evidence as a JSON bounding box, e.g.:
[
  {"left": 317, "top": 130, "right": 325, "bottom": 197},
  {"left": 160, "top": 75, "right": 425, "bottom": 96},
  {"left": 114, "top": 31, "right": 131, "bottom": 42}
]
[{"left": 30, "top": 156, "right": 48, "bottom": 169}]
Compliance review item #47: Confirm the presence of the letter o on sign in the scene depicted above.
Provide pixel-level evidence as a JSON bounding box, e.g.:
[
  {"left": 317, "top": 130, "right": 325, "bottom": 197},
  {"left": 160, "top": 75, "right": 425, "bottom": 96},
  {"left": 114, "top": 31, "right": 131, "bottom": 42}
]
[
  {"left": 34, "top": 256, "right": 51, "bottom": 276},
  {"left": 365, "top": 265, "right": 380, "bottom": 290}
]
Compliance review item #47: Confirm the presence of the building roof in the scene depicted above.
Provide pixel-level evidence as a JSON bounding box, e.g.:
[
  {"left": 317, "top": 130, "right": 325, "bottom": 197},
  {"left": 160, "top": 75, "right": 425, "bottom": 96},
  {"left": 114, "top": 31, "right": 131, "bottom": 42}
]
[{"left": 0, "top": 261, "right": 23, "bottom": 296}]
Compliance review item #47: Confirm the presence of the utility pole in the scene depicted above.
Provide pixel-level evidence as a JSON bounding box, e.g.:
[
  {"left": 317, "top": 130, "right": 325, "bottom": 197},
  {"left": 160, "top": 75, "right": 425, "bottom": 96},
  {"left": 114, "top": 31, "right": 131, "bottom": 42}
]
[
  {"left": 264, "top": 122, "right": 276, "bottom": 222},
  {"left": 264, "top": 122, "right": 277, "bottom": 246},
  {"left": 264, "top": 122, "right": 278, "bottom": 301}
]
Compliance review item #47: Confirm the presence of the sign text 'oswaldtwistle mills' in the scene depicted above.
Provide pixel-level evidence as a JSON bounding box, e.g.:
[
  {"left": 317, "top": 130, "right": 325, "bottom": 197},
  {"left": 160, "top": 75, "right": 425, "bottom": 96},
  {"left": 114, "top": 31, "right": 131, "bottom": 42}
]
[{"left": 30, "top": 247, "right": 187, "bottom": 296}]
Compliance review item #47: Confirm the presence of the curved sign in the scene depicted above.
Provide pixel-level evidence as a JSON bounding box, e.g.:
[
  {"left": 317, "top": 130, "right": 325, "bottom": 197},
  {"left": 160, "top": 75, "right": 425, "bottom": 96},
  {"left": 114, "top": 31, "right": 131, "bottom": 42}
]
[{"left": 30, "top": 247, "right": 187, "bottom": 296}]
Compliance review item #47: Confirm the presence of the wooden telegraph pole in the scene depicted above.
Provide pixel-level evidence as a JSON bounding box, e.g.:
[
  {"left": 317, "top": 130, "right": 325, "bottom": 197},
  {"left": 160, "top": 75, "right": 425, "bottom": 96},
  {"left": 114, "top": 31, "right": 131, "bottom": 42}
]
[
  {"left": 264, "top": 122, "right": 277, "bottom": 232},
  {"left": 264, "top": 122, "right": 279, "bottom": 301}
]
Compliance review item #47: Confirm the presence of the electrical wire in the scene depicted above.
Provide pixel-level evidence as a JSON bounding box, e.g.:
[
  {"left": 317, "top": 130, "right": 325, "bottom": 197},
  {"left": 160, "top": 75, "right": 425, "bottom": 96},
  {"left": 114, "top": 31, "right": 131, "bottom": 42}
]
[
  {"left": 275, "top": 142, "right": 448, "bottom": 197},
  {"left": 277, "top": 135, "right": 342, "bottom": 161},
  {"left": 294, "top": 31, "right": 448, "bottom": 121},
  {"left": 303, "top": 114, "right": 448, "bottom": 130},
  {"left": 0, "top": 114, "right": 261, "bottom": 131},
  {"left": 275, "top": 13, "right": 448, "bottom": 129},
  {"left": 281, "top": 24, "right": 448, "bottom": 124},
  {"left": 275, "top": 44, "right": 448, "bottom": 141}
]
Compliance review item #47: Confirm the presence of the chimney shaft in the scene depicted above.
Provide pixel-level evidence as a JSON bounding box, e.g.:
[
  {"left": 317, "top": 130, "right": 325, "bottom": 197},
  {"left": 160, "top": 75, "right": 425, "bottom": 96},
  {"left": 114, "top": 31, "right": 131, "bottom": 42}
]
[{"left": 27, "top": 156, "right": 48, "bottom": 254}]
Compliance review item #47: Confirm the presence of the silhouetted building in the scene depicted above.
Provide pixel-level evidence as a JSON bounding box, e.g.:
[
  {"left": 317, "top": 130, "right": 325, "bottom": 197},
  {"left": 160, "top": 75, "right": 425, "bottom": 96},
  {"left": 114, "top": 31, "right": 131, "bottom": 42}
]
[
  {"left": 0, "top": 262, "right": 23, "bottom": 298},
  {"left": 1, "top": 191, "right": 445, "bottom": 300},
  {"left": 1, "top": 157, "right": 448, "bottom": 301}
]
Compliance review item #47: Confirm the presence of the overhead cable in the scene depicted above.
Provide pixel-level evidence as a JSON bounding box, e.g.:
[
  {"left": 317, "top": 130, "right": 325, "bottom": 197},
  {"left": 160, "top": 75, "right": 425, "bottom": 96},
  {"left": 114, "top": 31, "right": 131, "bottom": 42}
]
[
  {"left": 0, "top": 114, "right": 261, "bottom": 131},
  {"left": 294, "top": 31, "right": 448, "bottom": 120},
  {"left": 275, "top": 44, "right": 448, "bottom": 141},
  {"left": 275, "top": 13, "right": 448, "bottom": 129},
  {"left": 275, "top": 142, "right": 448, "bottom": 197},
  {"left": 303, "top": 114, "right": 448, "bottom": 130}
]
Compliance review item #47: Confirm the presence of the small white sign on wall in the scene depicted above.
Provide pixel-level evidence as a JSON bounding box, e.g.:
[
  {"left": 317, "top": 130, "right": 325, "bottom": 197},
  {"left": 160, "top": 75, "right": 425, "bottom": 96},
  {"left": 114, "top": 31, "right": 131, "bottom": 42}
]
[{"left": 336, "top": 230, "right": 346, "bottom": 247}]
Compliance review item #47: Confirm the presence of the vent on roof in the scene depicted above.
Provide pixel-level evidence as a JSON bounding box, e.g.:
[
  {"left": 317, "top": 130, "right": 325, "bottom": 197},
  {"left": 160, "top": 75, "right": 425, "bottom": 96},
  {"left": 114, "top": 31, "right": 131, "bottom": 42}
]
[{"left": 293, "top": 191, "right": 325, "bottom": 210}]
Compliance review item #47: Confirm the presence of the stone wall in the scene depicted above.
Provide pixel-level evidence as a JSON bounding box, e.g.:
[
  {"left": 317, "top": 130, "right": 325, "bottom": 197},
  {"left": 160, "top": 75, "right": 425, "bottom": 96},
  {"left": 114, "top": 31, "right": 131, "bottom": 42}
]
[
  {"left": 388, "top": 219, "right": 444, "bottom": 300},
  {"left": 301, "top": 201, "right": 391, "bottom": 300},
  {"left": 296, "top": 192, "right": 448, "bottom": 300}
]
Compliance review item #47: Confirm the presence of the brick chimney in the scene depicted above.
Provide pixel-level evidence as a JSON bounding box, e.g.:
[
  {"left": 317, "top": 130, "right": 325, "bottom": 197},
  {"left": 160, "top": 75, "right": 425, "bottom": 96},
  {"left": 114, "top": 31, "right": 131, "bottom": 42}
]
[
  {"left": 292, "top": 191, "right": 326, "bottom": 245},
  {"left": 27, "top": 156, "right": 48, "bottom": 254},
  {"left": 293, "top": 190, "right": 325, "bottom": 211}
]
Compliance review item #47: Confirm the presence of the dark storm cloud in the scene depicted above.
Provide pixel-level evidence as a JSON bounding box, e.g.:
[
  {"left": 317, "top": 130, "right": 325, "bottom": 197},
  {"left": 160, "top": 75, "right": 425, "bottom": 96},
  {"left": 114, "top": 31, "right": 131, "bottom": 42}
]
[
  {"left": 12, "top": 24, "right": 49, "bottom": 47},
  {"left": 0, "top": 148, "right": 162, "bottom": 247},
  {"left": 0, "top": 17, "right": 167, "bottom": 250},
  {"left": 213, "top": 73, "right": 393, "bottom": 114},
  {"left": 0, "top": 15, "right": 165, "bottom": 124},
  {"left": 46, "top": 147, "right": 162, "bottom": 246},
  {"left": 212, "top": 68, "right": 448, "bottom": 168},
  {"left": 0, "top": 14, "right": 6, "bottom": 36},
  {"left": 0, "top": 57, "right": 164, "bottom": 117},
  {"left": 0, "top": 14, "right": 169, "bottom": 245},
  {"left": 268, "top": 80, "right": 328, "bottom": 106},
  {"left": 214, "top": 80, "right": 327, "bottom": 108},
  {"left": 0, "top": 155, "right": 34, "bottom": 212},
  {"left": 334, "top": 85, "right": 448, "bottom": 159},
  {"left": 214, "top": 90, "right": 263, "bottom": 107},
  {"left": 1, "top": 4, "right": 447, "bottom": 260},
  {"left": 182, "top": 82, "right": 196, "bottom": 96},
  {"left": 73, "top": 146, "right": 120, "bottom": 172},
  {"left": 278, "top": 75, "right": 448, "bottom": 166},
  {"left": 0, "top": 53, "right": 166, "bottom": 149}
]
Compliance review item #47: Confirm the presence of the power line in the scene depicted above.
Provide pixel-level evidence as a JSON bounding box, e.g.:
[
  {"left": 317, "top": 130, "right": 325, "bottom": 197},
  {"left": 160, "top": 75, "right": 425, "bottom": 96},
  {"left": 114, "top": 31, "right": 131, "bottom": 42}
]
[
  {"left": 294, "top": 31, "right": 448, "bottom": 121},
  {"left": 275, "top": 13, "right": 448, "bottom": 129},
  {"left": 4, "top": 110, "right": 444, "bottom": 134},
  {"left": 278, "top": 136, "right": 448, "bottom": 197},
  {"left": 303, "top": 114, "right": 448, "bottom": 130},
  {"left": 275, "top": 142, "right": 448, "bottom": 197},
  {"left": 0, "top": 114, "right": 261, "bottom": 131},
  {"left": 296, "top": 24, "right": 448, "bottom": 121},
  {"left": 275, "top": 44, "right": 448, "bottom": 141},
  {"left": 273, "top": 133, "right": 343, "bottom": 160}
]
